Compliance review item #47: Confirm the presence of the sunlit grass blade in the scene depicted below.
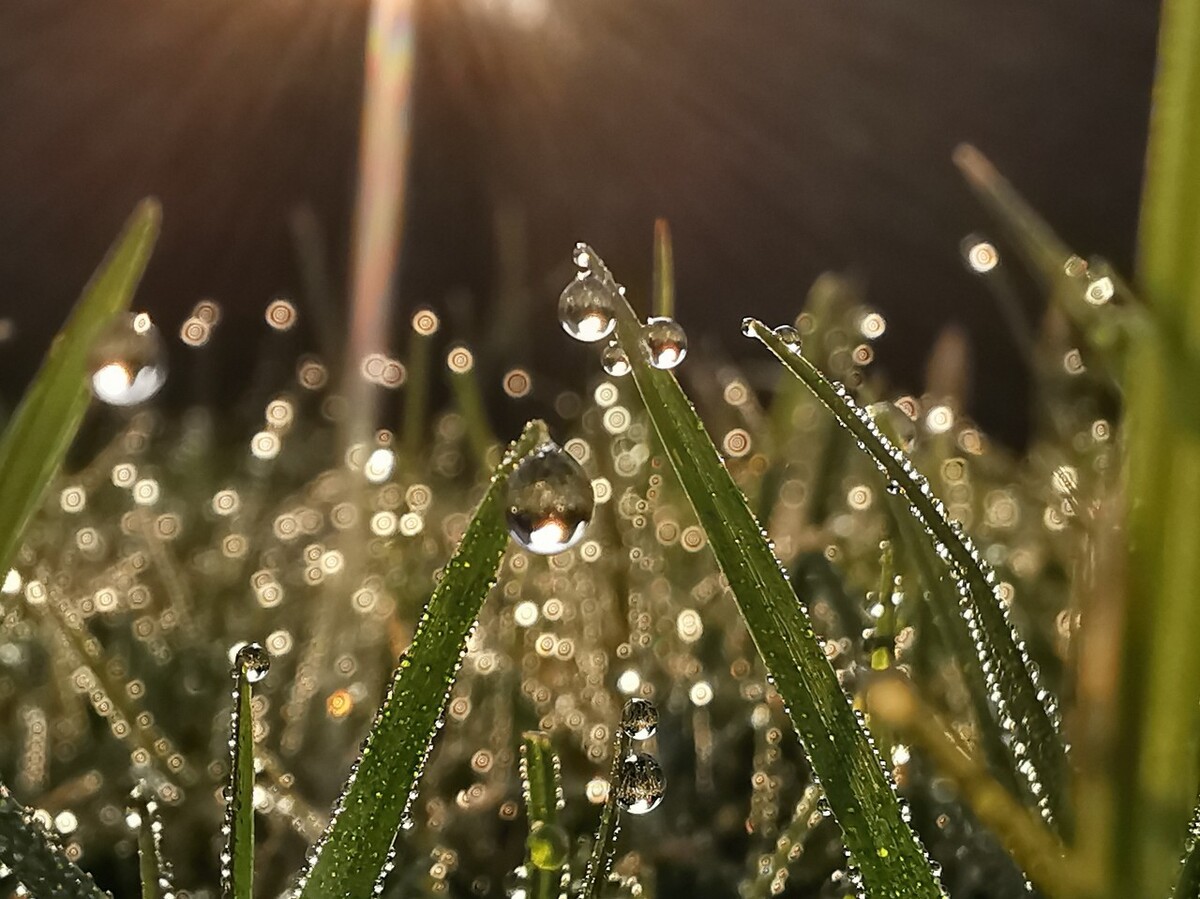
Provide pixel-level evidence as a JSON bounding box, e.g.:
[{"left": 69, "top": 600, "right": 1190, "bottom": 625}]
[
  {"left": 744, "top": 318, "right": 1068, "bottom": 832},
  {"left": 740, "top": 785, "right": 823, "bottom": 899},
  {"left": 294, "top": 420, "right": 547, "bottom": 899},
  {"left": 130, "top": 785, "right": 174, "bottom": 899},
  {"left": 520, "top": 731, "right": 568, "bottom": 899},
  {"left": 1118, "top": 3, "right": 1200, "bottom": 897},
  {"left": 0, "top": 199, "right": 160, "bottom": 575},
  {"left": 224, "top": 645, "right": 269, "bottom": 899},
  {"left": 598, "top": 265, "right": 942, "bottom": 899},
  {"left": 0, "top": 780, "right": 109, "bottom": 899},
  {"left": 865, "top": 677, "right": 1080, "bottom": 899}
]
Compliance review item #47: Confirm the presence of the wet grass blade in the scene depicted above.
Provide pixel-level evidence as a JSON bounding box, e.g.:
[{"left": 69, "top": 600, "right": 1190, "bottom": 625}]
[
  {"left": 601, "top": 272, "right": 942, "bottom": 899},
  {"left": 520, "top": 731, "right": 568, "bottom": 899},
  {"left": 0, "top": 199, "right": 160, "bottom": 575},
  {"left": 0, "top": 780, "right": 109, "bottom": 899},
  {"left": 744, "top": 318, "right": 1068, "bottom": 832},
  {"left": 224, "top": 646, "right": 268, "bottom": 899},
  {"left": 581, "top": 729, "right": 632, "bottom": 899},
  {"left": 295, "top": 420, "right": 547, "bottom": 899},
  {"left": 131, "top": 786, "right": 174, "bottom": 899}
]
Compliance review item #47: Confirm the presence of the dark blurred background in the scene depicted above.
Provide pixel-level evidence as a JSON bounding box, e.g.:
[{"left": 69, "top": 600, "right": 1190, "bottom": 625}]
[{"left": 0, "top": 0, "right": 1161, "bottom": 446}]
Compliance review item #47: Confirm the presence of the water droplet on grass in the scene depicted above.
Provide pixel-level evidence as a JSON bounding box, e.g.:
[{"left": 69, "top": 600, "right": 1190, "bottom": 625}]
[
  {"left": 236, "top": 643, "right": 271, "bottom": 683},
  {"left": 640, "top": 317, "right": 688, "bottom": 369},
  {"left": 506, "top": 444, "right": 594, "bottom": 555},
  {"left": 601, "top": 341, "right": 631, "bottom": 376},
  {"left": 620, "top": 698, "right": 658, "bottom": 740},
  {"left": 559, "top": 276, "right": 617, "bottom": 343},
  {"left": 616, "top": 752, "right": 665, "bottom": 814}
]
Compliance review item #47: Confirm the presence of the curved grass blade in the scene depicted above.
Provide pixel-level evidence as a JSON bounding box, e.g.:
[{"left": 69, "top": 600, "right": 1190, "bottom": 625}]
[
  {"left": 745, "top": 318, "right": 1068, "bottom": 831},
  {"left": 224, "top": 645, "right": 269, "bottom": 899},
  {"left": 294, "top": 420, "right": 548, "bottom": 899},
  {"left": 0, "top": 780, "right": 109, "bottom": 899},
  {"left": 593, "top": 252, "right": 942, "bottom": 899},
  {"left": 520, "top": 731, "right": 568, "bottom": 899},
  {"left": 130, "top": 785, "right": 174, "bottom": 899},
  {"left": 0, "top": 199, "right": 160, "bottom": 575}
]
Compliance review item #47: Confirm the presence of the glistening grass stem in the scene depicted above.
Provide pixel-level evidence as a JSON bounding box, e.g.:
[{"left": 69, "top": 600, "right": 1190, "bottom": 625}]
[{"left": 582, "top": 730, "right": 631, "bottom": 899}]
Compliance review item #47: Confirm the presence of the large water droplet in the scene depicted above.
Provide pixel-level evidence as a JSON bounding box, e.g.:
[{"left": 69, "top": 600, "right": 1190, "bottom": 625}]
[
  {"left": 236, "top": 643, "right": 271, "bottom": 683},
  {"left": 526, "top": 820, "right": 569, "bottom": 870},
  {"left": 89, "top": 312, "right": 167, "bottom": 406},
  {"left": 559, "top": 276, "right": 617, "bottom": 343},
  {"left": 615, "top": 752, "right": 665, "bottom": 815},
  {"left": 620, "top": 698, "right": 658, "bottom": 740},
  {"left": 601, "top": 341, "right": 631, "bottom": 377},
  {"left": 640, "top": 317, "right": 687, "bottom": 370},
  {"left": 506, "top": 444, "right": 594, "bottom": 555}
]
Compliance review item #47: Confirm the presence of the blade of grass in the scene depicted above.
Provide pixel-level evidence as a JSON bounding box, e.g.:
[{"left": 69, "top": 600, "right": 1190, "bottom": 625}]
[
  {"left": 0, "top": 780, "right": 109, "bottom": 899},
  {"left": 744, "top": 318, "right": 1068, "bottom": 832},
  {"left": 739, "top": 784, "right": 823, "bottom": 899},
  {"left": 594, "top": 254, "right": 942, "bottom": 899},
  {"left": 130, "top": 786, "right": 174, "bottom": 899},
  {"left": 224, "top": 645, "right": 269, "bottom": 899},
  {"left": 520, "top": 731, "right": 568, "bottom": 899},
  {"left": 294, "top": 420, "right": 548, "bottom": 899},
  {"left": 1117, "top": 3, "right": 1200, "bottom": 897},
  {"left": 0, "top": 199, "right": 160, "bottom": 575},
  {"left": 581, "top": 727, "right": 633, "bottom": 899}
]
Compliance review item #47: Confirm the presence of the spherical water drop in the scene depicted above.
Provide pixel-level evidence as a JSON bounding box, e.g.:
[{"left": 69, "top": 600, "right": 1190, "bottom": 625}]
[
  {"left": 526, "top": 821, "right": 569, "bottom": 870},
  {"left": 601, "top": 341, "right": 631, "bottom": 377},
  {"left": 640, "top": 317, "right": 687, "bottom": 370},
  {"left": 505, "top": 444, "right": 594, "bottom": 555},
  {"left": 773, "top": 325, "right": 801, "bottom": 350},
  {"left": 620, "top": 698, "right": 659, "bottom": 740},
  {"left": 236, "top": 643, "right": 271, "bottom": 683},
  {"left": 740, "top": 317, "right": 756, "bottom": 337},
  {"left": 615, "top": 752, "right": 665, "bottom": 814},
  {"left": 559, "top": 275, "right": 617, "bottom": 343},
  {"left": 89, "top": 312, "right": 167, "bottom": 406}
]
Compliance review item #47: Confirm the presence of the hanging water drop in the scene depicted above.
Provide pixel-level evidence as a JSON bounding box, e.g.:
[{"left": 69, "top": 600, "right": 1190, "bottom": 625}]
[
  {"left": 559, "top": 275, "right": 617, "bottom": 343},
  {"left": 620, "top": 698, "right": 658, "bottom": 740},
  {"left": 601, "top": 341, "right": 631, "bottom": 377},
  {"left": 640, "top": 317, "right": 687, "bottom": 369},
  {"left": 505, "top": 444, "right": 594, "bottom": 555},
  {"left": 89, "top": 312, "right": 167, "bottom": 406},
  {"left": 615, "top": 752, "right": 665, "bottom": 814},
  {"left": 236, "top": 642, "right": 271, "bottom": 683}
]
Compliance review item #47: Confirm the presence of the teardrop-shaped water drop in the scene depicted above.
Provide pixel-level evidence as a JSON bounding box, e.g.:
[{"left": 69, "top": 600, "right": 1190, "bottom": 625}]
[
  {"left": 601, "top": 341, "right": 631, "bottom": 377},
  {"left": 505, "top": 444, "right": 594, "bottom": 555},
  {"left": 236, "top": 642, "right": 271, "bottom": 683},
  {"left": 640, "top": 317, "right": 687, "bottom": 370},
  {"left": 89, "top": 312, "right": 167, "bottom": 406},
  {"left": 615, "top": 752, "right": 665, "bottom": 814},
  {"left": 620, "top": 698, "right": 658, "bottom": 740},
  {"left": 559, "top": 275, "right": 617, "bottom": 343}
]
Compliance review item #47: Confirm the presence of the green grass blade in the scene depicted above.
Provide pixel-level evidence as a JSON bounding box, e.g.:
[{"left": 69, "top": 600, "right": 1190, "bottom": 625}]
[
  {"left": 581, "top": 729, "right": 632, "bottom": 899},
  {"left": 0, "top": 199, "right": 160, "bottom": 575},
  {"left": 520, "top": 731, "right": 568, "bottom": 899},
  {"left": 743, "top": 318, "right": 1068, "bottom": 832},
  {"left": 598, "top": 268, "right": 942, "bottom": 899},
  {"left": 739, "top": 785, "right": 823, "bottom": 899},
  {"left": 131, "top": 786, "right": 174, "bottom": 899},
  {"left": 224, "top": 646, "right": 268, "bottom": 899},
  {"left": 295, "top": 420, "right": 547, "bottom": 899},
  {"left": 0, "top": 780, "right": 109, "bottom": 899},
  {"left": 1117, "top": 3, "right": 1200, "bottom": 897}
]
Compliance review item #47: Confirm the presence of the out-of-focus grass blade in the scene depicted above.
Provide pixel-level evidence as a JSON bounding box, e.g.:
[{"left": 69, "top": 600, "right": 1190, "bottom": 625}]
[
  {"left": 520, "top": 732, "right": 568, "bottom": 899},
  {"left": 744, "top": 318, "right": 1068, "bottom": 832},
  {"left": 0, "top": 199, "right": 160, "bottom": 575},
  {"left": 1175, "top": 797, "right": 1200, "bottom": 899},
  {"left": 224, "top": 646, "right": 268, "bottom": 899},
  {"left": 0, "top": 781, "right": 109, "bottom": 899},
  {"left": 601, "top": 267, "right": 942, "bottom": 899},
  {"left": 295, "top": 420, "right": 547, "bottom": 899},
  {"left": 130, "top": 786, "right": 174, "bottom": 899},
  {"left": 740, "top": 785, "right": 823, "bottom": 899},
  {"left": 1117, "top": 3, "right": 1200, "bottom": 898}
]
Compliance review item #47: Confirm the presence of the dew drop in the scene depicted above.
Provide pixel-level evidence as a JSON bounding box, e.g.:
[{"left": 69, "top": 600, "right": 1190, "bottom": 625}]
[
  {"left": 559, "top": 275, "right": 617, "bottom": 343},
  {"left": 89, "top": 312, "right": 167, "bottom": 406},
  {"left": 773, "top": 325, "right": 802, "bottom": 350},
  {"left": 615, "top": 752, "right": 665, "bottom": 815},
  {"left": 620, "top": 698, "right": 659, "bottom": 740},
  {"left": 526, "top": 820, "right": 569, "bottom": 870},
  {"left": 505, "top": 443, "right": 594, "bottom": 555},
  {"left": 601, "top": 341, "right": 631, "bottom": 377},
  {"left": 640, "top": 317, "right": 688, "bottom": 369},
  {"left": 236, "top": 643, "right": 271, "bottom": 683}
]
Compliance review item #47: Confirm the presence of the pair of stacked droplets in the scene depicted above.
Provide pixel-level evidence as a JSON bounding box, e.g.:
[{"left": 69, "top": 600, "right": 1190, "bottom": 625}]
[
  {"left": 558, "top": 245, "right": 688, "bottom": 374},
  {"left": 614, "top": 698, "right": 667, "bottom": 815}
]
